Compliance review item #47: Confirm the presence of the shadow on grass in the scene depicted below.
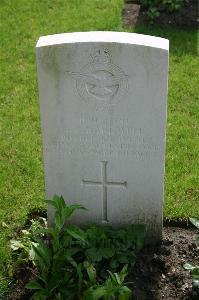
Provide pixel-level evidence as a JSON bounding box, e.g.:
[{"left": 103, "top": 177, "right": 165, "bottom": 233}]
[
  {"left": 123, "top": 2, "right": 198, "bottom": 56},
  {"left": 134, "top": 25, "right": 198, "bottom": 56}
]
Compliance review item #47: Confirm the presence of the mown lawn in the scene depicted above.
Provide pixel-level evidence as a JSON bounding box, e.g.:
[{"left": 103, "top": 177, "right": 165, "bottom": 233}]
[{"left": 0, "top": 0, "right": 198, "bottom": 296}]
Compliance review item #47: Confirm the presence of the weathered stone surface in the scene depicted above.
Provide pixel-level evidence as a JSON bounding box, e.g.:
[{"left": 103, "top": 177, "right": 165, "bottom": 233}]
[
  {"left": 36, "top": 31, "right": 169, "bottom": 242},
  {"left": 123, "top": 4, "right": 141, "bottom": 27}
]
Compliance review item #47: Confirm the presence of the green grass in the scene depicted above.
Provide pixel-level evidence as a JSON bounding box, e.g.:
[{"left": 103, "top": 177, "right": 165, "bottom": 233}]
[
  {"left": 0, "top": 0, "right": 198, "bottom": 295},
  {"left": 131, "top": 26, "right": 199, "bottom": 219}
]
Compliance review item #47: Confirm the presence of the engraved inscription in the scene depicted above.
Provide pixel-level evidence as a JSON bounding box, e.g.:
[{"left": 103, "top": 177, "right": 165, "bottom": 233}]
[
  {"left": 82, "top": 161, "right": 127, "bottom": 222},
  {"left": 67, "top": 49, "right": 128, "bottom": 105},
  {"left": 45, "top": 117, "right": 161, "bottom": 161}
]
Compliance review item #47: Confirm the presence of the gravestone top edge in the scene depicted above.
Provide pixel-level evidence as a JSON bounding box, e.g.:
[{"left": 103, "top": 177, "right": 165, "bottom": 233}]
[{"left": 36, "top": 31, "right": 169, "bottom": 51}]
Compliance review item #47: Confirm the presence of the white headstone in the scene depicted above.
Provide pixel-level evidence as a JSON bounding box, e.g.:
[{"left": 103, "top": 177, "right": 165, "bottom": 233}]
[{"left": 36, "top": 32, "right": 169, "bottom": 242}]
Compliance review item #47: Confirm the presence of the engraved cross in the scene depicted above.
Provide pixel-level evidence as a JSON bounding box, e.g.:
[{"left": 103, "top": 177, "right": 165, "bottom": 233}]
[{"left": 82, "top": 161, "right": 127, "bottom": 223}]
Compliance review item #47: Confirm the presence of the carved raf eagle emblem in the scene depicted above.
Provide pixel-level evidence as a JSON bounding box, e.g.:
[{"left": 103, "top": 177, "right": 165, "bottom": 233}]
[{"left": 67, "top": 49, "right": 128, "bottom": 106}]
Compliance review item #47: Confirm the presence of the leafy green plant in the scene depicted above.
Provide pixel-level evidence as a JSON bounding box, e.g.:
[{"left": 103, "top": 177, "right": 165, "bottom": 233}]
[
  {"left": 184, "top": 263, "right": 199, "bottom": 288},
  {"left": 163, "top": 0, "right": 185, "bottom": 11},
  {"left": 139, "top": 0, "right": 186, "bottom": 21},
  {"left": 147, "top": 7, "right": 160, "bottom": 23},
  {"left": 189, "top": 218, "right": 199, "bottom": 246},
  {"left": 83, "top": 265, "right": 132, "bottom": 300},
  {"left": 9, "top": 217, "right": 47, "bottom": 277},
  {"left": 9, "top": 195, "right": 145, "bottom": 299},
  {"left": 183, "top": 218, "right": 199, "bottom": 289},
  {"left": 83, "top": 223, "right": 145, "bottom": 277},
  {"left": 26, "top": 195, "right": 87, "bottom": 299}
]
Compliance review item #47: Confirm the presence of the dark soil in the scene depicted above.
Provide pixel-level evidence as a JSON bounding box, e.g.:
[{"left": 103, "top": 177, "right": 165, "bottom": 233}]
[
  {"left": 123, "top": 0, "right": 198, "bottom": 27},
  {"left": 7, "top": 224, "right": 199, "bottom": 300},
  {"left": 129, "top": 226, "right": 199, "bottom": 299},
  {"left": 7, "top": 267, "right": 34, "bottom": 300}
]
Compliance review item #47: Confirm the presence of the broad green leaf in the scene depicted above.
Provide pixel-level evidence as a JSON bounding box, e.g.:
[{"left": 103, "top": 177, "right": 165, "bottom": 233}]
[
  {"left": 107, "top": 270, "right": 117, "bottom": 283},
  {"left": 84, "top": 261, "right": 97, "bottom": 283},
  {"left": 184, "top": 263, "right": 196, "bottom": 270},
  {"left": 29, "top": 242, "right": 38, "bottom": 261},
  {"left": 110, "top": 258, "right": 119, "bottom": 269},
  {"left": 130, "top": 224, "right": 145, "bottom": 250},
  {"left": 34, "top": 273, "right": 48, "bottom": 286},
  {"left": 55, "top": 211, "right": 64, "bottom": 230},
  {"left": 64, "top": 247, "right": 81, "bottom": 257},
  {"left": 190, "top": 218, "right": 199, "bottom": 229},
  {"left": 46, "top": 195, "right": 65, "bottom": 212},
  {"left": 42, "top": 227, "right": 57, "bottom": 239},
  {"left": 114, "top": 272, "right": 121, "bottom": 285},
  {"left": 31, "top": 241, "right": 52, "bottom": 269},
  {"left": 86, "top": 247, "right": 114, "bottom": 262},
  {"left": 10, "top": 240, "right": 25, "bottom": 251},
  {"left": 64, "top": 204, "right": 86, "bottom": 220},
  {"left": 56, "top": 195, "right": 66, "bottom": 212},
  {"left": 21, "top": 229, "right": 30, "bottom": 236},
  {"left": 77, "top": 263, "right": 83, "bottom": 293},
  {"left": 82, "top": 287, "right": 96, "bottom": 300},
  {"left": 101, "top": 247, "right": 115, "bottom": 258},
  {"left": 119, "top": 265, "right": 129, "bottom": 283},
  {"left": 45, "top": 199, "right": 58, "bottom": 209},
  {"left": 48, "top": 281, "right": 60, "bottom": 294},
  {"left": 86, "top": 225, "right": 106, "bottom": 241},
  {"left": 59, "top": 195, "right": 66, "bottom": 206},
  {"left": 26, "top": 281, "right": 43, "bottom": 290},
  {"left": 89, "top": 286, "right": 108, "bottom": 299},
  {"left": 118, "top": 286, "right": 132, "bottom": 300},
  {"left": 86, "top": 248, "right": 101, "bottom": 262},
  {"left": 65, "top": 254, "right": 78, "bottom": 269},
  {"left": 192, "top": 267, "right": 199, "bottom": 277},
  {"left": 118, "top": 254, "right": 131, "bottom": 264},
  {"left": 32, "top": 290, "right": 48, "bottom": 300},
  {"left": 66, "top": 225, "right": 86, "bottom": 243},
  {"left": 193, "top": 279, "right": 199, "bottom": 288}
]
